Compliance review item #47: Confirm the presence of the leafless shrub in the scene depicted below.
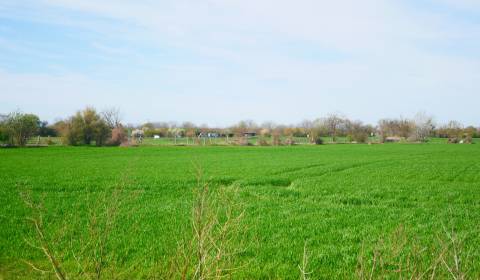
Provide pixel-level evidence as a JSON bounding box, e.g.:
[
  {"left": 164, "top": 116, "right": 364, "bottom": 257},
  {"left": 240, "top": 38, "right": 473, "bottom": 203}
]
[
  {"left": 299, "top": 242, "right": 312, "bottom": 280},
  {"left": 102, "top": 107, "right": 123, "bottom": 129},
  {"left": 409, "top": 112, "right": 435, "bottom": 142},
  {"left": 18, "top": 160, "right": 248, "bottom": 279},
  {"left": 356, "top": 223, "right": 473, "bottom": 280},
  {"left": 20, "top": 191, "right": 68, "bottom": 280},
  {"left": 70, "top": 189, "right": 130, "bottom": 279},
  {"left": 258, "top": 138, "right": 270, "bottom": 146},
  {"left": 272, "top": 135, "right": 282, "bottom": 146},
  {"left": 167, "top": 168, "right": 247, "bottom": 279},
  {"left": 108, "top": 126, "right": 127, "bottom": 146},
  {"left": 285, "top": 137, "right": 295, "bottom": 146},
  {"left": 19, "top": 182, "right": 141, "bottom": 279},
  {"left": 233, "top": 137, "right": 250, "bottom": 146}
]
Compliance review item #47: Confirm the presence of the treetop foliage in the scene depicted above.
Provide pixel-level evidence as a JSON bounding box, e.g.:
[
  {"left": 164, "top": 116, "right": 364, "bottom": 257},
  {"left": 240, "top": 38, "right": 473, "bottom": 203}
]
[{"left": 1, "top": 108, "right": 479, "bottom": 146}]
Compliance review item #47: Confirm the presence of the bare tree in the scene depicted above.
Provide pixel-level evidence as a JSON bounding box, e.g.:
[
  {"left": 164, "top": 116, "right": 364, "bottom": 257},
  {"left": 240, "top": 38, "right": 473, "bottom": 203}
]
[
  {"left": 231, "top": 120, "right": 257, "bottom": 137},
  {"left": 299, "top": 120, "right": 314, "bottom": 138},
  {"left": 439, "top": 120, "right": 464, "bottom": 143},
  {"left": 325, "top": 113, "right": 345, "bottom": 142},
  {"left": 102, "top": 108, "right": 123, "bottom": 129},
  {"left": 182, "top": 122, "right": 197, "bottom": 138},
  {"left": 347, "top": 120, "right": 369, "bottom": 143},
  {"left": 377, "top": 117, "right": 414, "bottom": 142},
  {"left": 259, "top": 121, "right": 276, "bottom": 137},
  {"left": 411, "top": 112, "right": 435, "bottom": 142}
]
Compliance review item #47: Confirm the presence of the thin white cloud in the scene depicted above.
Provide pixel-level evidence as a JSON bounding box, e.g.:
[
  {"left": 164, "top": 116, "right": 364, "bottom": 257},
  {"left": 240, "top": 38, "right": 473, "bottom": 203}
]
[{"left": 0, "top": 1, "right": 479, "bottom": 125}]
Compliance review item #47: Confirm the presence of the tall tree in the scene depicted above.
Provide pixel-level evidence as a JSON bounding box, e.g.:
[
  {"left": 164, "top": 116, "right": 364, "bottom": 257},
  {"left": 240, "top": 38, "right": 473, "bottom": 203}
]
[
  {"left": 102, "top": 107, "right": 122, "bottom": 129},
  {"left": 411, "top": 112, "right": 435, "bottom": 142},
  {"left": 64, "top": 107, "right": 110, "bottom": 146},
  {"left": 4, "top": 112, "right": 40, "bottom": 146},
  {"left": 325, "top": 113, "right": 345, "bottom": 142}
]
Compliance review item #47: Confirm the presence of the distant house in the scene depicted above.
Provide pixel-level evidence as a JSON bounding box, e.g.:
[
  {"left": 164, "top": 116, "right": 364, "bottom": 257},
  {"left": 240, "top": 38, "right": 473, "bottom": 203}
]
[
  {"left": 244, "top": 132, "right": 256, "bottom": 138},
  {"left": 132, "top": 129, "right": 144, "bottom": 138},
  {"left": 153, "top": 135, "right": 160, "bottom": 139},
  {"left": 198, "top": 132, "right": 220, "bottom": 138},
  {"left": 385, "top": 136, "right": 402, "bottom": 142}
]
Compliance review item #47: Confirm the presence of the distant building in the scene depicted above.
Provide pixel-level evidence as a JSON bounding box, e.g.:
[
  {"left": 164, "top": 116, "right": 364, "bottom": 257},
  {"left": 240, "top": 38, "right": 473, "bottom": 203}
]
[
  {"left": 244, "top": 132, "right": 257, "bottom": 137},
  {"left": 153, "top": 135, "right": 160, "bottom": 139},
  {"left": 132, "top": 129, "right": 144, "bottom": 138},
  {"left": 385, "top": 136, "right": 402, "bottom": 142},
  {"left": 198, "top": 132, "right": 220, "bottom": 138}
]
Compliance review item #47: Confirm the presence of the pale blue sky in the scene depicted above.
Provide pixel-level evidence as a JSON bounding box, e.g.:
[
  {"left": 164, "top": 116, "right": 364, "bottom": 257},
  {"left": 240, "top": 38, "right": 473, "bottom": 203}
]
[{"left": 0, "top": 0, "right": 479, "bottom": 126}]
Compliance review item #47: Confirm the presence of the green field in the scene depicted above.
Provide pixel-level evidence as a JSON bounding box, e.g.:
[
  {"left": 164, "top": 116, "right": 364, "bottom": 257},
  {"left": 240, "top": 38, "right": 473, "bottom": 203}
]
[{"left": 1, "top": 144, "right": 480, "bottom": 279}]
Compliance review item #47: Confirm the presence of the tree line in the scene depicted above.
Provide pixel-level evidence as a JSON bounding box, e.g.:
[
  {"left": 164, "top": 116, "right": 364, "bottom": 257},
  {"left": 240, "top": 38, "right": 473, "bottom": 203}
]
[
  {"left": 0, "top": 108, "right": 127, "bottom": 147},
  {"left": 0, "top": 108, "right": 478, "bottom": 146}
]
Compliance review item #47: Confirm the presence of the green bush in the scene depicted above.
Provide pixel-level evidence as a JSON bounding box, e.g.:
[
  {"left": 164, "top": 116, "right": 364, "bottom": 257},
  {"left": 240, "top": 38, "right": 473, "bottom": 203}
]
[
  {"left": 63, "top": 107, "right": 111, "bottom": 146},
  {"left": 0, "top": 126, "right": 7, "bottom": 142},
  {"left": 3, "top": 112, "right": 40, "bottom": 146},
  {"left": 314, "top": 136, "right": 323, "bottom": 145}
]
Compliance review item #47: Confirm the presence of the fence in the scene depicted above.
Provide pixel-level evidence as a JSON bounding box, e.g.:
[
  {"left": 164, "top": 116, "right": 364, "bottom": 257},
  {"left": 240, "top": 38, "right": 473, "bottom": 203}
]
[
  {"left": 140, "top": 136, "right": 313, "bottom": 146},
  {"left": 6, "top": 136, "right": 476, "bottom": 147}
]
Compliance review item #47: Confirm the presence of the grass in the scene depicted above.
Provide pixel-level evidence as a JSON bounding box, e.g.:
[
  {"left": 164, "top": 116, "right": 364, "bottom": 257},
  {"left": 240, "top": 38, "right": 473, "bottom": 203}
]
[{"left": 1, "top": 144, "right": 480, "bottom": 279}]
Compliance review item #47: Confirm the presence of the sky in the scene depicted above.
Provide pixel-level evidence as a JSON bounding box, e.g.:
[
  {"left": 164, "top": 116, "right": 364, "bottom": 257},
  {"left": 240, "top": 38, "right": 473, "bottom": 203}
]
[{"left": 0, "top": 0, "right": 479, "bottom": 127}]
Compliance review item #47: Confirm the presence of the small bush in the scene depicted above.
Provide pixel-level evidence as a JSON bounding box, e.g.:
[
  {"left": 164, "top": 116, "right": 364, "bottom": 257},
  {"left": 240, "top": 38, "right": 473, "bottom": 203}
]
[
  {"left": 258, "top": 139, "right": 270, "bottom": 146},
  {"left": 448, "top": 137, "right": 459, "bottom": 144},
  {"left": 108, "top": 127, "right": 127, "bottom": 146},
  {"left": 167, "top": 169, "right": 246, "bottom": 279},
  {"left": 63, "top": 107, "right": 110, "bottom": 146},
  {"left": 0, "top": 126, "right": 8, "bottom": 143},
  {"left": 353, "top": 132, "right": 368, "bottom": 143},
  {"left": 284, "top": 137, "right": 295, "bottom": 146},
  {"left": 357, "top": 223, "right": 473, "bottom": 280},
  {"left": 272, "top": 135, "right": 282, "bottom": 146},
  {"left": 3, "top": 112, "right": 40, "bottom": 146},
  {"left": 235, "top": 137, "right": 251, "bottom": 146},
  {"left": 46, "top": 138, "right": 55, "bottom": 146},
  {"left": 463, "top": 135, "right": 473, "bottom": 144},
  {"left": 313, "top": 137, "right": 323, "bottom": 145}
]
